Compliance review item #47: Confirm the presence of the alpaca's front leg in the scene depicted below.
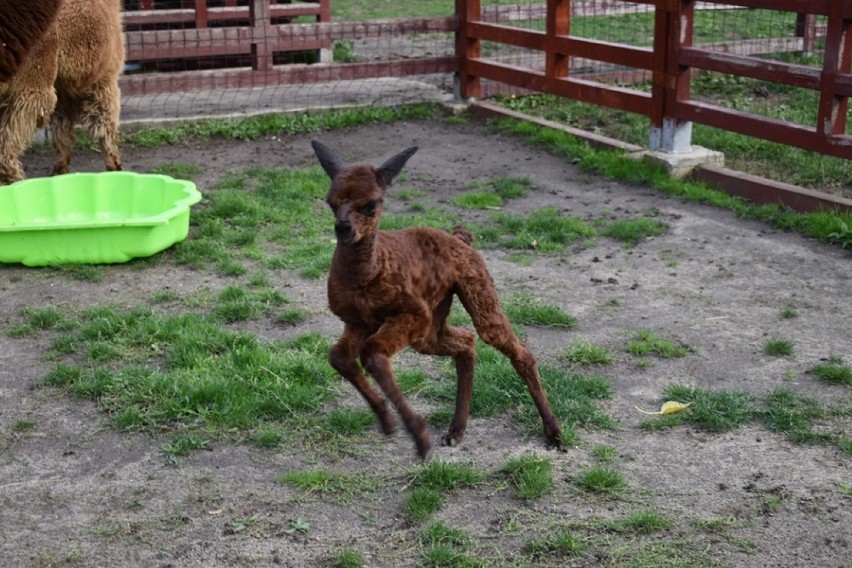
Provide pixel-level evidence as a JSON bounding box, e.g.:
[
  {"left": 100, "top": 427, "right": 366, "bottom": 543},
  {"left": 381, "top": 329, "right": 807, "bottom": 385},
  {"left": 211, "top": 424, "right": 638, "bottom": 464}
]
[
  {"left": 360, "top": 314, "right": 432, "bottom": 459},
  {"left": 329, "top": 326, "right": 397, "bottom": 436}
]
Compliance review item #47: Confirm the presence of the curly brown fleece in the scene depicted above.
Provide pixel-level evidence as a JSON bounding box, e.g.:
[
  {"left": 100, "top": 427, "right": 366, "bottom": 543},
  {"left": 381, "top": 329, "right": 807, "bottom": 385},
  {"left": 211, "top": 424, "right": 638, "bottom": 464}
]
[
  {"left": 0, "top": 0, "right": 123, "bottom": 184},
  {"left": 312, "top": 140, "right": 566, "bottom": 459},
  {"left": 0, "top": 0, "right": 63, "bottom": 82}
]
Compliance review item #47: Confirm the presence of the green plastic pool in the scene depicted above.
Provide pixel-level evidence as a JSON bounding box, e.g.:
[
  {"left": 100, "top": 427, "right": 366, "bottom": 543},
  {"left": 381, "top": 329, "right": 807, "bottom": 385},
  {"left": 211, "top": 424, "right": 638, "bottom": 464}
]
[{"left": 0, "top": 172, "right": 202, "bottom": 266}]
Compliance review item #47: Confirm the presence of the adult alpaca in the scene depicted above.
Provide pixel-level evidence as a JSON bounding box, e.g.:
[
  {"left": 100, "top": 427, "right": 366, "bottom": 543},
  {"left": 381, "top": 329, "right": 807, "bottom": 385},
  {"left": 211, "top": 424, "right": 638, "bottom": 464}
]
[
  {"left": 312, "top": 140, "right": 566, "bottom": 459},
  {"left": 0, "top": 0, "right": 64, "bottom": 82},
  {"left": 0, "top": 0, "right": 124, "bottom": 184}
]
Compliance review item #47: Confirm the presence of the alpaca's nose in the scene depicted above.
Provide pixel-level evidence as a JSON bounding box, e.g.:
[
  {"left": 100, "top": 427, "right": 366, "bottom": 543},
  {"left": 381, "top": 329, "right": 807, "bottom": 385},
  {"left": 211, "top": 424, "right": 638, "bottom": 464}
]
[{"left": 335, "top": 219, "right": 353, "bottom": 238}]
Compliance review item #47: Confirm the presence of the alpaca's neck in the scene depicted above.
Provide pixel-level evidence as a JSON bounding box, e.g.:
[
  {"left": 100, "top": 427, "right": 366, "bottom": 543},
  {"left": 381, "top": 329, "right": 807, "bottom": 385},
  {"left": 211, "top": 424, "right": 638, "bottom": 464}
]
[{"left": 332, "top": 234, "right": 380, "bottom": 286}]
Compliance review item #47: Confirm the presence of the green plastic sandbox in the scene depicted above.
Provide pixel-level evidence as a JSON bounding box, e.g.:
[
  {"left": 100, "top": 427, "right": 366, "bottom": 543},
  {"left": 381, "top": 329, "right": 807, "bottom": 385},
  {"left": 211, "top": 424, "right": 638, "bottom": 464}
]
[{"left": 0, "top": 172, "right": 202, "bottom": 266}]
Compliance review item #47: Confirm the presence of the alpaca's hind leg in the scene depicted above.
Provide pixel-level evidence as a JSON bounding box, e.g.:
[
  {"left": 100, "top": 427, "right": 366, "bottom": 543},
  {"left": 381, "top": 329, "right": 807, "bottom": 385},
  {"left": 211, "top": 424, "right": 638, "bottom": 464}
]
[
  {"left": 329, "top": 326, "right": 397, "bottom": 436},
  {"left": 0, "top": 88, "right": 57, "bottom": 184},
  {"left": 414, "top": 325, "right": 476, "bottom": 447},
  {"left": 77, "top": 81, "right": 122, "bottom": 173},
  {"left": 459, "top": 285, "right": 566, "bottom": 452},
  {"left": 50, "top": 96, "right": 78, "bottom": 176},
  {"left": 360, "top": 314, "right": 432, "bottom": 458}
]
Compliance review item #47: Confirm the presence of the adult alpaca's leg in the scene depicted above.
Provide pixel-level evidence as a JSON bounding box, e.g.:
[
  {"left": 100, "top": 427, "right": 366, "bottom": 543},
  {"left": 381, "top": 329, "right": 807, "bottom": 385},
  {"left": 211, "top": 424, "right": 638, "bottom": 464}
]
[
  {"left": 75, "top": 80, "right": 122, "bottom": 173},
  {"left": 0, "top": 34, "right": 58, "bottom": 184},
  {"left": 49, "top": 95, "right": 77, "bottom": 176}
]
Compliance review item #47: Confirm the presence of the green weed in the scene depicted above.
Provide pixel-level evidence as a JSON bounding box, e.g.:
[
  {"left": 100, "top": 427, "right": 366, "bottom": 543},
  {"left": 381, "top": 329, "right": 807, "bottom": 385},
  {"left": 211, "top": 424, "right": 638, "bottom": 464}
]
[
  {"left": 523, "top": 529, "right": 585, "bottom": 559},
  {"left": 502, "top": 294, "right": 576, "bottom": 328},
  {"left": 575, "top": 466, "right": 627, "bottom": 496},
  {"left": 502, "top": 454, "right": 553, "bottom": 500},
  {"left": 601, "top": 218, "right": 667, "bottom": 246},
  {"left": 626, "top": 330, "right": 689, "bottom": 358},
  {"left": 564, "top": 340, "right": 614, "bottom": 365},
  {"left": 810, "top": 356, "right": 852, "bottom": 386},
  {"left": 764, "top": 338, "right": 794, "bottom": 357}
]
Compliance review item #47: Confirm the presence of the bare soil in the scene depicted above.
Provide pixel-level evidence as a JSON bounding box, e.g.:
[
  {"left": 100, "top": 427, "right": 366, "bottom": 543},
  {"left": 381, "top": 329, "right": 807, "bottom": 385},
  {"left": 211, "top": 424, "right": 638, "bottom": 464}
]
[{"left": 1, "top": 117, "right": 850, "bottom": 567}]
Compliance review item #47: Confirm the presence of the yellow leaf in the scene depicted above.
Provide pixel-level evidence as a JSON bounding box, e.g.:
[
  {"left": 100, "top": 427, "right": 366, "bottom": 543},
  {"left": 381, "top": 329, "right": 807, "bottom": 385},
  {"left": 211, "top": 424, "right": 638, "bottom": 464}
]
[
  {"left": 635, "top": 401, "right": 692, "bottom": 415},
  {"left": 660, "top": 401, "right": 692, "bottom": 414}
]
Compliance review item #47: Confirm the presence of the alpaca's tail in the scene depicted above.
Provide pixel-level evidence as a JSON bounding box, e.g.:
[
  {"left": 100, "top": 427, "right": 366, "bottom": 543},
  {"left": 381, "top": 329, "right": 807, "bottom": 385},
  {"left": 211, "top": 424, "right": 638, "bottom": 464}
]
[{"left": 452, "top": 225, "right": 474, "bottom": 246}]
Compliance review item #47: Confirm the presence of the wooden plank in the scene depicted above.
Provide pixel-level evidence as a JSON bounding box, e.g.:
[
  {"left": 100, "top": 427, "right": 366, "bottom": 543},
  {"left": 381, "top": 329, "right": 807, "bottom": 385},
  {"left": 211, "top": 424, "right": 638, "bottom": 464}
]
[
  {"left": 692, "top": 164, "right": 852, "bottom": 213},
  {"left": 466, "top": 59, "right": 652, "bottom": 115},
  {"left": 680, "top": 47, "right": 821, "bottom": 90},
  {"left": 698, "top": 0, "right": 831, "bottom": 15},
  {"left": 123, "top": 4, "right": 323, "bottom": 27},
  {"left": 676, "top": 100, "right": 852, "bottom": 159},
  {"left": 119, "top": 57, "right": 456, "bottom": 95}
]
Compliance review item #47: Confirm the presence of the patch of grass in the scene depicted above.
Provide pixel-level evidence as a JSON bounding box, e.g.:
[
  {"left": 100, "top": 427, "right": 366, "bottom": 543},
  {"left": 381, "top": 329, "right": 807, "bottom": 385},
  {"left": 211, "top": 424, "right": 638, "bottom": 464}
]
[
  {"left": 601, "top": 218, "right": 667, "bottom": 246},
  {"left": 149, "top": 162, "right": 202, "bottom": 180},
  {"left": 251, "top": 428, "right": 283, "bottom": 448},
  {"left": 325, "top": 408, "right": 376, "bottom": 437},
  {"left": 480, "top": 207, "right": 596, "bottom": 251},
  {"left": 39, "top": 306, "right": 337, "bottom": 437},
  {"left": 451, "top": 191, "right": 502, "bottom": 209},
  {"left": 126, "top": 104, "right": 442, "bottom": 147},
  {"left": 502, "top": 294, "right": 576, "bottom": 328},
  {"left": 427, "top": 342, "right": 613, "bottom": 442},
  {"left": 626, "top": 330, "right": 689, "bottom": 358},
  {"left": 502, "top": 454, "right": 553, "bottom": 500},
  {"left": 658, "top": 385, "right": 759, "bottom": 432},
  {"left": 405, "top": 488, "right": 444, "bottom": 523},
  {"left": 564, "top": 340, "right": 614, "bottom": 365},
  {"left": 591, "top": 444, "right": 618, "bottom": 463},
  {"left": 493, "top": 117, "right": 852, "bottom": 250},
  {"left": 615, "top": 509, "right": 674, "bottom": 534},
  {"left": 409, "top": 460, "right": 483, "bottom": 492},
  {"left": 490, "top": 177, "right": 532, "bottom": 199},
  {"left": 810, "top": 356, "right": 852, "bottom": 386},
  {"left": 214, "top": 285, "right": 288, "bottom": 322},
  {"left": 764, "top": 337, "right": 794, "bottom": 357},
  {"left": 522, "top": 529, "right": 585, "bottom": 559},
  {"left": 779, "top": 307, "right": 798, "bottom": 319},
  {"left": 575, "top": 466, "right": 627, "bottom": 496},
  {"left": 12, "top": 420, "right": 37, "bottom": 432},
  {"left": 762, "top": 388, "right": 837, "bottom": 447},
  {"left": 419, "top": 522, "right": 482, "bottom": 568},
  {"left": 279, "top": 469, "right": 380, "bottom": 501},
  {"left": 160, "top": 433, "right": 211, "bottom": 466},
  {"left": 330, "top": 549, "right": 364, "bottom": 568}
]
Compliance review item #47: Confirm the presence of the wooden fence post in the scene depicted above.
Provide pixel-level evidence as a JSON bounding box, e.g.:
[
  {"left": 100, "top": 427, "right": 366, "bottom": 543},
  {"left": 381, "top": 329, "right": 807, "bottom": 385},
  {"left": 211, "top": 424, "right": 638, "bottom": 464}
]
[
  {"left": 250, "top": 0, "right": 273, "bottom": 72},
  {"left": 816, "top": 1, "right": 851, "bottom": 139},
  {"left": 650, "top": 0, "right": 694, "bottom": 153},
  {"left": 455, "top": 0, "right": 481, "bottom": 100},
  {"left": 545, "top": 0, "right": 569, "bottom": 81}
]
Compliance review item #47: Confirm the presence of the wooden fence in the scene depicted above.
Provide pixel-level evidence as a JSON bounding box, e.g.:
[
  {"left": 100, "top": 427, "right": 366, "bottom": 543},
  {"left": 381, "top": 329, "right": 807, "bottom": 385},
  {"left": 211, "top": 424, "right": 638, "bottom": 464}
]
[{"left": 118, "top": 1, "right": 851, "bottom": 210}]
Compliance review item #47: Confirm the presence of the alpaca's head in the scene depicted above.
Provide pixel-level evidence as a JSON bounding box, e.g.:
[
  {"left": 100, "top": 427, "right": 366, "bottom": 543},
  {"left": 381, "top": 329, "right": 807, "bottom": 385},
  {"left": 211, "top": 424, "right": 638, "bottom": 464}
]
[{"left": 312, "top": 141, "right": 418, "bottom": 245}]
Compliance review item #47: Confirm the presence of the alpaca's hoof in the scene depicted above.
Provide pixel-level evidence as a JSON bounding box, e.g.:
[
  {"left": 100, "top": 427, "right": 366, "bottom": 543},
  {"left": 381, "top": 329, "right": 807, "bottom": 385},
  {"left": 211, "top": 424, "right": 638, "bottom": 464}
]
[
  {"left": 379, "top": 415, "right": 398, "bottom": 436},
  {"left": 416, "top": 437, "right": 433, "bottom": 461},
  {"left": 441, "top": 429, "right": 464, "bottom": 447}
]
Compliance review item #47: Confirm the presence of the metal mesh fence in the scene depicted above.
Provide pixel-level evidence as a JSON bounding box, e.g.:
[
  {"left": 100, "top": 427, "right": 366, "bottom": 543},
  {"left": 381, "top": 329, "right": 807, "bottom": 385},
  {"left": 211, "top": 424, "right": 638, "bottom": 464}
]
[{"left": 119, "top": 1, "right": 457, "bottom": 124}]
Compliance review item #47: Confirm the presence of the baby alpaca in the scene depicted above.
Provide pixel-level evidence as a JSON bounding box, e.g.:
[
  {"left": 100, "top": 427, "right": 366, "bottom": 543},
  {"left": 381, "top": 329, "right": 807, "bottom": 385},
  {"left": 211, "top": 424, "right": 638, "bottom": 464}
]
[{"left": 312, "top": 140, "right": 566, "bottom": 459}]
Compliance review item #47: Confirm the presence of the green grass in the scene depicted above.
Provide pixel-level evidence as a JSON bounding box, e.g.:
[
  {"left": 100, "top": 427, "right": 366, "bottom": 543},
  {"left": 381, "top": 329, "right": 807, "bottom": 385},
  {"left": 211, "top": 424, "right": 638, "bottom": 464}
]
[
  {"left": 278, "top": 469, "right": 380, "bottom": 499},
  {"left": 125, "top": 103, "right": 442, "bottom": 147},
  {"left": 451, "top": 191, "right": 502, "bottom": 209},
  {"left": 810, "top": 356, "right": 852, "bottom": 386},
  {"left": 149, "top": 162, "right": 202, "bottom": 180},
  {"left": 160, "top": 433, "right": 211, "bottom": 466},
  {"left": 331, "top": 549, "right": 365, "bottom": 568},
  {"left": 419, "top": 521, "right": 482, "bottom": 568},
  {"left": 38, "top": 306, "right": 338, "bottom": 440},
  {"left": 409, "top": 460, "right": 483, "bottom": 492},
  {"left": 12, "top": 420, "right": 37, "bottom": 432},
  {"left": 564, "top": 340, "right": 614, "bottom": 365},
  {"left": 763, "top": 338, "right": 794, "bottom": 357},
  {"left": 501, "top": 294, "right": 577, "bottom": 328},
  {"left": 615, "top": 509, "right": 674, "bottom": 534},
  {"left": 405, "top": 487, "right": 445, "bottom": 523},
  {"left": 427, "top": 342, "right": 613, "bottom": 443},
  {"left": 493, "top": 118, "right": 852, "bottom": 249},
  {"left": 522, "top": 529, "right": 585, "bottom": 559},
  {"left": 502, "top": 454, "right": 554, "bottom": 500},
  {"left": 601, "top": 218, "right": 668, "bottom": 246},
  {"left": 591, "top": 444, "right": 618, "bottom": 463},
  {"left": 626, "top": 330, "right": 690, "bottom": 358},
  {"left": 645, "top": 385, "right": 850, "bottom": 454},
  {"left": 575, "top": 466, "right": 627, "bottom": 496},
  {"left": 479, "top": 207, "right": 596, "bottom": 251}
]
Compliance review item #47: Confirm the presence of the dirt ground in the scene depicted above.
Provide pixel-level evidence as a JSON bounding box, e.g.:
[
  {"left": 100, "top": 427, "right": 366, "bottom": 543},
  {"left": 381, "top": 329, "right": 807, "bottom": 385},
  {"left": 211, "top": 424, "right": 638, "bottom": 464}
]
[{"left": 1, "top": 117, "right": 850, "bottom": 567}]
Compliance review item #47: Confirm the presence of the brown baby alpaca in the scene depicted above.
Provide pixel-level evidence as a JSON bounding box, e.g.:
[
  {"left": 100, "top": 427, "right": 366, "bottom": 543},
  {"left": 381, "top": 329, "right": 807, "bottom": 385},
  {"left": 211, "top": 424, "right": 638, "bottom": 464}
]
[{"left": 312, "top": 140, "right": 566, "bottom": 459}]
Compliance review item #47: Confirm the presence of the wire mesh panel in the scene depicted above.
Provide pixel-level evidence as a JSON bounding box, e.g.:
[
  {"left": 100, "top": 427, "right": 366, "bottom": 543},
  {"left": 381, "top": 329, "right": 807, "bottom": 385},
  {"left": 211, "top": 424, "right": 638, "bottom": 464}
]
[{"left": 119, "top": 0, "right": 458, "bottom": 123}]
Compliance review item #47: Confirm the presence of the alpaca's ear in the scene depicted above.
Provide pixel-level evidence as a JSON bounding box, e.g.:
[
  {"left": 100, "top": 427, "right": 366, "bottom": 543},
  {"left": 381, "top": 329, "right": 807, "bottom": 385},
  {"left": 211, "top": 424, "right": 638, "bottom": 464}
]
[
  {"left": 376, "top": 146, "right": 418, "bottom": 188},
  {"left": 311, "top": 140, "right": 345, "bottom": 180}
]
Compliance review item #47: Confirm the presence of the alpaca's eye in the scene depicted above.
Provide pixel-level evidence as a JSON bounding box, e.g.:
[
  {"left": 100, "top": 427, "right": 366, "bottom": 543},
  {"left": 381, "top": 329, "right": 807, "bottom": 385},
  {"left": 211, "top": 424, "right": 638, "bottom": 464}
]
[{"left": 360, "top": 200, "right": 380, "bottom": 217}]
